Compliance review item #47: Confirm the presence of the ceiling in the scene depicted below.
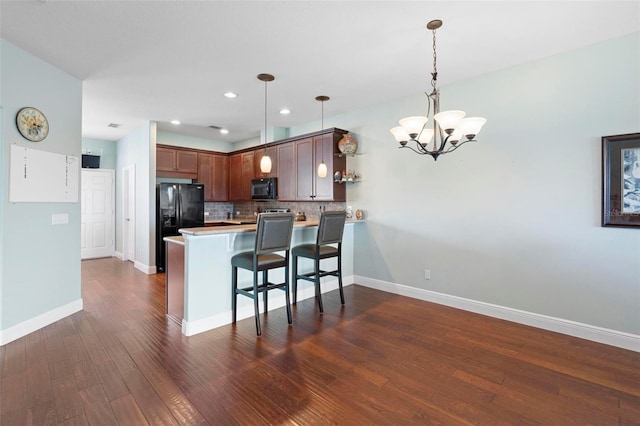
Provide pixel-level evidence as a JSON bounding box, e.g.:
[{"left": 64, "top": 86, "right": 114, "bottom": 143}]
[{"left": 1, "top": 1, "right": 638, "bottom": 143}]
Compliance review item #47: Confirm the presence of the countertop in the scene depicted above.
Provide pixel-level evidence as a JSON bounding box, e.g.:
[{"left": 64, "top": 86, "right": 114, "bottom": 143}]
[{"left": 180, "top": 219, "right": 362, "bottom": 236}]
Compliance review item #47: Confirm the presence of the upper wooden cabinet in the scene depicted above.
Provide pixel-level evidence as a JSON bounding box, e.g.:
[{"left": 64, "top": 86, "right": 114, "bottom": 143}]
[
  {"left": 157, "top": 145, "right": 198, "bottom": 179},
  {"left": 197, "top": 153, "right": 228, "bottom": 202},
  {"left": 158, "top": 128, "right": 348, "bottom": 203},
  {"left": 228, "top": 151, "right": 256, "bottom": 201},
  {"left": 276, "top": 142, "right": 296, "bottom": 201},
  {"left": 293, "top": 131, "right": 346, "bottom": 202}
]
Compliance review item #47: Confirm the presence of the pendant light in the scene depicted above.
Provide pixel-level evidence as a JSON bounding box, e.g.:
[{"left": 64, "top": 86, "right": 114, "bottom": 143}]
[
  {"left": 258, "top": 73, "right": 274, "bottom": 174},
  {"left": 316, "top": 95, "right": 329, "bottom": 178}
]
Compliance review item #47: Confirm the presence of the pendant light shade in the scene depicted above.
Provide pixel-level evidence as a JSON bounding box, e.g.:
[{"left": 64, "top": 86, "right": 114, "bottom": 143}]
[
  {"left": 260, "top": 154, "right": 272, "bottom": 174},
  {"left": 258, "top": 73, "right": 274, "bottom": 174},
  {"left": 317, "top": 162, "right": 328, "bottom": 178}
]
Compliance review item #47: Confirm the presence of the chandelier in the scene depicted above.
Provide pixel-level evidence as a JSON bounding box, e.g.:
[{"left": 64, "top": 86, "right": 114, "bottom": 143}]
[{"left": 390, "top": 19, "right": 486, "bottom": 161}]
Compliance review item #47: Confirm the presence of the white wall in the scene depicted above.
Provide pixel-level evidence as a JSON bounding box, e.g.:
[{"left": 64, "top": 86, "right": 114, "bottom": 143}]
[
  {"left": 290, "top": 33, "right": 640, "bottom": 336},
  {"left": 0, "top": 40, "right": 83, "bottom": 343},
  {"left": 116, "top": 121, "right": 155, "bottom": 273}
]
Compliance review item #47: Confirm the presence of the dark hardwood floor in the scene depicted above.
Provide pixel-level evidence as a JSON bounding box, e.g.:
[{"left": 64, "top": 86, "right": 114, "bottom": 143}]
[{"left": 1, "top": 257, "right": 639, "bottom": 425}]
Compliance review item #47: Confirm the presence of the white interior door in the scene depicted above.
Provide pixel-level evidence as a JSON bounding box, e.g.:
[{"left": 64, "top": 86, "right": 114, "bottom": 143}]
[
  {"left": 81, "top": 169, "right": 115, "bottom": 259},
  {"left": 123, "top": 165, "right": 136, "bottom": 262}
]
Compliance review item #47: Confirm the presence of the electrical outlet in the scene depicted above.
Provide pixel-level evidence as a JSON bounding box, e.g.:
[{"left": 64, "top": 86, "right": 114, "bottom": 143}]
[{"left": 424, "top": 269, "right": 431, "bottom": 280}]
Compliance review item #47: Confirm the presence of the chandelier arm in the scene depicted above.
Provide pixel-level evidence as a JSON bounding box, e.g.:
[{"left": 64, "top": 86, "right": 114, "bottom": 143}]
[
  {"left": 439, "top": 138, "right": 476, "bottom": 154},
  {"left": 399, "top": 145, "right": 431, "bottom": 155}
]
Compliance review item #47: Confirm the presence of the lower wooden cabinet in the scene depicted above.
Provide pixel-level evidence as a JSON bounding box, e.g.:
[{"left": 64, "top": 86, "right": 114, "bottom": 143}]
[{"left": 166, "top": 241, "right": 185, "bottom": 325}]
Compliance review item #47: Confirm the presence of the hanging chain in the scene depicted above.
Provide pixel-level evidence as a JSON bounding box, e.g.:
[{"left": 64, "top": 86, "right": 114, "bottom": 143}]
[
  {"left": 263, "top": 81, "right": 267, "bottom": 152},
  {"left": 431, "top": 27, "right": 438, "bottom": 90}
]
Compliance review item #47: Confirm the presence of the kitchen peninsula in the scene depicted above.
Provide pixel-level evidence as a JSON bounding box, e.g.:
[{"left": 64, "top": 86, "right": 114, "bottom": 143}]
[{"left": 164, "top": 219, "right": 359, "bottom": 336}]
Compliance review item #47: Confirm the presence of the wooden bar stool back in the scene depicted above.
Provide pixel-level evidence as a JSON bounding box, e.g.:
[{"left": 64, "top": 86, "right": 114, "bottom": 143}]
[
  {"left": 231, "top": 212, "right": 295, "bottom": 336},
  {"left": 292, "top": 211, "right": 347, "bottom": 313}
]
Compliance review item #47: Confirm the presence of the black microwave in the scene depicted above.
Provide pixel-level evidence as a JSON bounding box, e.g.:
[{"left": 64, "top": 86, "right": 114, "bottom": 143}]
[{"left": 251, "top": 178, "right": 278, "bottom": 200}]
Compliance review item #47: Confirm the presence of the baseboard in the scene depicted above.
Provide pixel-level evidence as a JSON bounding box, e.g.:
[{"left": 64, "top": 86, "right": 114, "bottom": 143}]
[
  {"left": 182, "top": 275, "right": 354, "bottom": 336},
  {"left": 355, "top": 276, "right": 639, "bottom": 352},
  {"left": 114, "top": 251, "right": 124, "bottom": 260},
  {"left": 134, "top": 261, "right": 156, "bottom": 275},
  {"left": 0, "top": 299, "right": 83, "bottom": 346}
]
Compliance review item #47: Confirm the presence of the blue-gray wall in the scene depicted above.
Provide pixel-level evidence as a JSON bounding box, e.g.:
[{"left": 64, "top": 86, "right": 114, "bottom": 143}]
[
  {"left": 82, "top": 137, "right": 117, "bottom": 170},
  {"left": 291, "top": 32, "right": 640, "bottom": 335},
  {"left": 1, "top": 39, "right": 82, "bottom": 341}
]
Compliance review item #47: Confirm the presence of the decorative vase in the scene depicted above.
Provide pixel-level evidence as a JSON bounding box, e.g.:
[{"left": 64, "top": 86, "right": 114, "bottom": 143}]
[{"left": 338, "top": 134, "right": 357, "bottom": 154}]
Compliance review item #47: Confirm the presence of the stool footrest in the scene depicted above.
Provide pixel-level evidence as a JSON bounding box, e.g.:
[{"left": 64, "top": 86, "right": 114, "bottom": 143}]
[{"left": 237, "top": 282, "right": 288, "bottom": 294}]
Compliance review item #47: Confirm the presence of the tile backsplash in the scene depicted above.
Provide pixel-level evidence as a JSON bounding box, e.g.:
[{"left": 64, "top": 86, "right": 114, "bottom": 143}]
[{"left": 204, "top": 201, "right": 346, "bottom": 221}]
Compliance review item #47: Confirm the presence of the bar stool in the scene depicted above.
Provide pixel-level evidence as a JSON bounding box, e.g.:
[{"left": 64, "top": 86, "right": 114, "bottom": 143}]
[
  {"left": 231, "top": 212, "right": 295, "bottom": 336},
  {"left": 292, "top": 211, "right": 347, "bottom": 313}
]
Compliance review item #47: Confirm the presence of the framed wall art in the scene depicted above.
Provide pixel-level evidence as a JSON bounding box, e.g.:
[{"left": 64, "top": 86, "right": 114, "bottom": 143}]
[{"left": 602, "top": 132, "right": 640, "bottom": 228}]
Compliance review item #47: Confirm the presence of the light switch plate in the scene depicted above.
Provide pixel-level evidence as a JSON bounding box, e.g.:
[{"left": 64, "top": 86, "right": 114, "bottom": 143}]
[{"left": 52, "top": 213, "right": 69, "bottom": 225}]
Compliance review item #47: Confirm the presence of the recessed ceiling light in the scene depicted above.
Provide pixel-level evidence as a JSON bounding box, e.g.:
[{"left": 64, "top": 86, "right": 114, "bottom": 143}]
[
  {"left": 280, "top": 108, "right": 290, "bottom": 115},
  {"left": 170, "top": 120, "right": 181, "bottom": 125},
  {"left": 220, "top": 128, "right": 229, "bottom": 134},
  {"left": 224, "top": 92, "right": 238, "bottom": 99}
]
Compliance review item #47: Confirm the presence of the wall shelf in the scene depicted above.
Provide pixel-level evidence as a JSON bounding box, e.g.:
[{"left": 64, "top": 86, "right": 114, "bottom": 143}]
[{"left": 335, "top": 152, "right": 363, "bottom": 158}]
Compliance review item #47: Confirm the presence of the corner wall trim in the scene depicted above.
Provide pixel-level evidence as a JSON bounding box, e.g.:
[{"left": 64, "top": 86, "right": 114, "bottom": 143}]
[
  {"left": 0, "top": 299, "right": 83, "bottom": 346},
  {"left": 134, "top": 261, "right": 156, "bottom": 275},
  {"left": 354, "top": 276, "right": 639, "bottom": 353}
]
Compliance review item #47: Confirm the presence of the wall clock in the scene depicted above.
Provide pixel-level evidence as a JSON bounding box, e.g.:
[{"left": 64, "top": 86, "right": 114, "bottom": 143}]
[{"left": 16, "top": 107, "right": 49, "bottom": 142}]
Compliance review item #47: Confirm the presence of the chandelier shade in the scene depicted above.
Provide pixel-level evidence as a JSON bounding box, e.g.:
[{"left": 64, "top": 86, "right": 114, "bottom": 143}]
[
  {"left": 391, "top": 19, "right": 486, "bottom": 161},
  {"left": 433, "top": 110, "right": 465, "bottom": 132}
]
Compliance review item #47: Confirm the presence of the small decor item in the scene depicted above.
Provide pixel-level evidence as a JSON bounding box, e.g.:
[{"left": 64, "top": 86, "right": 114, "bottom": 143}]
[
  {"left": 334, "top": 171, "right": 342, "bottom": 182},
  {"left": 338, "top": 134, "right": 357, "bottom": 154},
  {"left": 355, "top": 209, "right": 364, "bottom": 220},
  {"left": 16, "top": 107, "right": 49, "bottom": 142},
  {"left": 602, "top": 132, "right": 640, "bottom": 228}
]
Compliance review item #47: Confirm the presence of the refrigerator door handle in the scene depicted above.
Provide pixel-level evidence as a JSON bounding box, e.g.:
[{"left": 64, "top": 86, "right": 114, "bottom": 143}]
[{"left": 176, "top": 190, "right": 182, "bottom": 228}]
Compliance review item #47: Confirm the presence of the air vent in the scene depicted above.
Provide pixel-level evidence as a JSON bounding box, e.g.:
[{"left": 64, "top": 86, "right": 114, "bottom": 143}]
[
  {"left": 208, "top": 125, "right": 222, "bottom": 130},
  {"left": 108, "top": 123, "right": 121, "bottom": 128}
]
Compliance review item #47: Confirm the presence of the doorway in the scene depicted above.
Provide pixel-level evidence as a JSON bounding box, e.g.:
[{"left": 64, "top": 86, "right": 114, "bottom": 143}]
[{"left": 81, "top": 169, "right": 115, "bottom": 259}]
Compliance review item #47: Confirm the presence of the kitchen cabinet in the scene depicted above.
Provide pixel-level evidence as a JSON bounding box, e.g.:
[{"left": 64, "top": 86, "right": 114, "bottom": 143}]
[
  {"left": 276, "top": 142, "right": 296, "bottom": 200},
  {"left": 166, "top": 238, "right": 185, "bottom": 325},
  {"left": 157, "top": 145, "right": 198, "bottom": 179},
  {"left": 228, "top": 151, "right": 255, "bottom": 201},
  {"left": 295, "top": 132, "right": 346, "bottom": 201},
  {"left": 197, "top": 152, "right": 228, "bottom": 201}
]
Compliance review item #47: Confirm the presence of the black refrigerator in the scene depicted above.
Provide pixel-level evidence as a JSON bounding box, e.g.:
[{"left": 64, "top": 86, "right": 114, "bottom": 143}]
[{"left": 156, "top": 183, "right": 204, "bottom": 272}]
